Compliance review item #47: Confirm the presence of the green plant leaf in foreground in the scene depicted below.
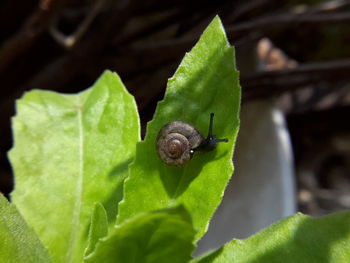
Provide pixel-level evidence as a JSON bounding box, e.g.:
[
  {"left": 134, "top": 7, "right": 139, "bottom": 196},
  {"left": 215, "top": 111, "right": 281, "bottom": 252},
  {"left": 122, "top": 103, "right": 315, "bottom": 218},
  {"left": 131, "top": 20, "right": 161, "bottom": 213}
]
[
  {"left": 9, "top": 71, "right": 140, "bottom": 263},
  {"left": 117, "top": 16, "right": 240, "bottom": 241},
  {"left": 193, "top": 211, "right": 350, "bottom": 263},
  {"left": 84, "top": 202, "right": 108, "bottom": 257},
  {"left": 85, "top": 206, "right": 196, "bottom": 263},
  {"left": 0, "top": 194, "right": 51, "bottom": 263}
]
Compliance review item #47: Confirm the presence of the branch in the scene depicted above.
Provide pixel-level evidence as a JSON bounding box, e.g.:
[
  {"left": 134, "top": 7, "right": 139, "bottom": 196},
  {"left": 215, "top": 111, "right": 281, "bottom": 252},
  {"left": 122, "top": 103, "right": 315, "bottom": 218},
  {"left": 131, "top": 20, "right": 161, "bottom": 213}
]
[
  {"left": 108, "top": 10, "right": 350, "bottom": 64},
  {"left": 49, "top": 0, "right": 107, "bottom": 49},
  {"left": 241, "top": 59, "right": 350, "bottom": 100},
  {"left": 226, "top": 11, "right": 350, "bottom": 38},
  {"left": 225, "top": 0, "right": 275, "bottom": 23},
  {"left": 0, "top": 0, "right": 68, "bottom": 71},
  {"left": 0, "top": 1, "right": 136, "bottom": 133}
]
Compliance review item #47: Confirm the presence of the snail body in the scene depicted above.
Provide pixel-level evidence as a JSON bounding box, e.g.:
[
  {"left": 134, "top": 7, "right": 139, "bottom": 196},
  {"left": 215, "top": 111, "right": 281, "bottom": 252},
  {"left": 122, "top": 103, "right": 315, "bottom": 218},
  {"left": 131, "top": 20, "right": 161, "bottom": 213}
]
[{"left": 156, "top": 113, "right": 228, "bottom": 167}]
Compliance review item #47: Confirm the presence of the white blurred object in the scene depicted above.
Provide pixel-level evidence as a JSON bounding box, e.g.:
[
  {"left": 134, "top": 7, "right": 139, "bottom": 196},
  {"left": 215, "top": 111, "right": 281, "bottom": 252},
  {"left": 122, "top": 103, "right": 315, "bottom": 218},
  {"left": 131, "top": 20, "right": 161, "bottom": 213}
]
[{"left": 196, "top": 100, "right": 296, "bottom": 255}]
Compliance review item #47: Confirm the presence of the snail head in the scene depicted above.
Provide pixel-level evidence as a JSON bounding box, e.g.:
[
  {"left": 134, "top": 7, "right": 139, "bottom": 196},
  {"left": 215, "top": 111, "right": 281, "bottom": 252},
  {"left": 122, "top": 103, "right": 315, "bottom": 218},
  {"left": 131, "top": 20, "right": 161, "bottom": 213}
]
[{"left": 195, "top": 113, "right": 228, "bottom": 152}]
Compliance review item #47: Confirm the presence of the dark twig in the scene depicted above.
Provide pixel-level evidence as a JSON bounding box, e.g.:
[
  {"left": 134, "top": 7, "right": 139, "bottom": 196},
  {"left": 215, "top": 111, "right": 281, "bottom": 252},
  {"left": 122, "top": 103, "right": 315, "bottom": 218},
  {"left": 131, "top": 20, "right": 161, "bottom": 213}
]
[
  {"left": 0, "top": 0, "right": 68, "bottom": 71},
  {"left": 226, "top": 11, "right": 350, "bottom": 38},
  {"left": 50, "top": 0, "right": 108, "bottom": 49},
  {"left": 115, "top": 5, "right": 203, "bottom": 45},
  {"left": 242, "top": 59, "right": 350, "bottom": 101},
  {"left": 225, "top": 0, "right": 275, "bottom": 23},
  {"left": 0, "top": 0, "right": 136, "bottom": 133}
]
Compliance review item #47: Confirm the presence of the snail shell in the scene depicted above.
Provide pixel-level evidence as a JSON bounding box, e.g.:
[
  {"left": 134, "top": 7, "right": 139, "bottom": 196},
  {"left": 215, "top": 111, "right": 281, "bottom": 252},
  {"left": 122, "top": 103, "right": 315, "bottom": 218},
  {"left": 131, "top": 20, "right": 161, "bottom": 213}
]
[{"left": 156, "top": 121, "right": 204, "bottom": 167}]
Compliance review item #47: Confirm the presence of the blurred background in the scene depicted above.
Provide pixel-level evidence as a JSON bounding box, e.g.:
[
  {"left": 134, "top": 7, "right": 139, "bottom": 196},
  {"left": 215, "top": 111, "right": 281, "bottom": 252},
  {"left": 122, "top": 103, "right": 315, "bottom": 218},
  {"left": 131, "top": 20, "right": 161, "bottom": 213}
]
[{"left": 0, "top": 0, "right": 349, "bottom": 249}]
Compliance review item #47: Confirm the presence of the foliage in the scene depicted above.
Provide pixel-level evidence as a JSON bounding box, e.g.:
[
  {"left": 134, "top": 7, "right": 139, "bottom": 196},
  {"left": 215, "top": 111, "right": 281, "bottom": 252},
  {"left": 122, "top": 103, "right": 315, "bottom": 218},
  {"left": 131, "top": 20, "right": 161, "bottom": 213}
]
[
  {"left": 85, "top": 206, "right": 195, "bottom": 263},
  {"left": 0, "top": 194, "right": 51, "bottom": 263},
  {"left": 193, "top": 211, "right": 350, "bottom": 263},
  {"left": 9, "top": 72, "right": 140, "bottom": 262},
  {"left": 2, "top": 16, "right": 349, "bottom": 263},
  {"left": 116, "top": 16, "right": 240, "bottom": 243}
]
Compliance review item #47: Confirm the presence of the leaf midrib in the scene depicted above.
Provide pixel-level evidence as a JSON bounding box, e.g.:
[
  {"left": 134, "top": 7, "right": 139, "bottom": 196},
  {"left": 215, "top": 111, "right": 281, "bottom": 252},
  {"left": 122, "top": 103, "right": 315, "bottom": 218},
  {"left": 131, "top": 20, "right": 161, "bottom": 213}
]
[{"left": 66, "top": 98, "right": 85, "bottom": 263}]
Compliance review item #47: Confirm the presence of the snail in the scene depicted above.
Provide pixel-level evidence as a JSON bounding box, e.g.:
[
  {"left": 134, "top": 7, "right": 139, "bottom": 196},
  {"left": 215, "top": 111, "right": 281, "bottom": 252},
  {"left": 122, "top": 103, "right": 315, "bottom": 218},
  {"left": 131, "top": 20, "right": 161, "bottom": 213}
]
[{"left": 156, "top": 113, "right": 228, "bottom": 167}]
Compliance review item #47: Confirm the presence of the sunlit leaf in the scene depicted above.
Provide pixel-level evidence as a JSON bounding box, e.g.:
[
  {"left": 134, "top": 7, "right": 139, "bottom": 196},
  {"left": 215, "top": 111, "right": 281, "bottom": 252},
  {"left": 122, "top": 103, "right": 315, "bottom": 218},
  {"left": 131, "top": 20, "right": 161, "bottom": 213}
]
[
  {"left": 9, "top": 71, "right": 140, "bottom": 263},
  {"left": 0, "top": 194, "right": 51, "bottom": 263},
  {"left": 117, "top": 16, "right": 241, "bottom": 242},
  {"left": 84, "top": 202, "right": 108, "bottom": 257},
  {"left": 193, "top": 211, "right": 350, "bottom": 263},
  {"left": 85, "top": 206, "right": 195, "bottom": 263}
]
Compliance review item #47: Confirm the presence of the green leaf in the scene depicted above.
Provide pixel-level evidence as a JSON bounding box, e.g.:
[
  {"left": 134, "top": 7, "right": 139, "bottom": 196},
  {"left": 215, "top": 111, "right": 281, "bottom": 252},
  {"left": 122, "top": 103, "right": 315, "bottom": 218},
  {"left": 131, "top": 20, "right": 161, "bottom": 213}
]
[
  {"left": 0, "top": 194, "right": 51, "bottom": 263},
  {"left": 193, "top": 211, "right": 350, "bottom": 263},
  {"left": 85, "top": 206, "right": 196, "bottom": 263},
  {"left": 84, "top": 202, "right": 108, "bottom": 257},
  {"left": 9, "top": 70, "right": 140, "bottom": 263},
  {"left": 117, "top": 16, "right": 240, "bottom": 241}
]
